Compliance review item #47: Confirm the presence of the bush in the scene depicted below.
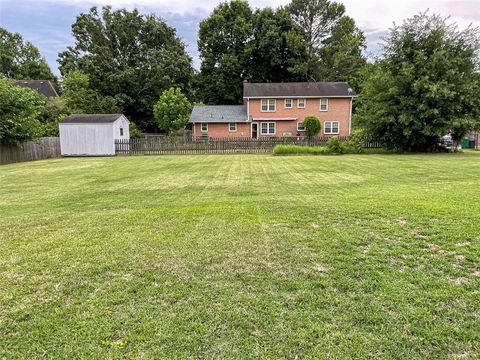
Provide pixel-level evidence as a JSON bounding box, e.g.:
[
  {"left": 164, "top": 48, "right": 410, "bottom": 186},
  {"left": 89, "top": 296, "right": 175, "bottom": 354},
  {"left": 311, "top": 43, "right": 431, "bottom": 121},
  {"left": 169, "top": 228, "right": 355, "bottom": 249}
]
[
  {"left": 273, "top": 144, "right": 394, "bottom": 156},
  {"left": 303, "top": 115, "right": 321, "bottom": 138},
  {"left": 39, "top": 97, "right": 68, "bottom": 137},
  {"left": 273, "top": 145, "right": 326, "bottom": 155},
  {"left": 129, "top": 123, "right": 144, "bottom": 139},
  {"left": 0, "top": 77, "right": 45, "bottom": 145},
  {"left": 326, "top": 136, "right": 343, "bottom": 154}
]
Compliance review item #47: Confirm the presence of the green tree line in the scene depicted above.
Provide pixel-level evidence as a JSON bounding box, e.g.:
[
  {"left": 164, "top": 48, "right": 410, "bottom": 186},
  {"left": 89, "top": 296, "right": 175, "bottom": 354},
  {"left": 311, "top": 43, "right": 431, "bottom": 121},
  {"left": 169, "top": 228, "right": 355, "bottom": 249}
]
[{"left": 0, "top": 1, "right": 479, "bottom": 151}]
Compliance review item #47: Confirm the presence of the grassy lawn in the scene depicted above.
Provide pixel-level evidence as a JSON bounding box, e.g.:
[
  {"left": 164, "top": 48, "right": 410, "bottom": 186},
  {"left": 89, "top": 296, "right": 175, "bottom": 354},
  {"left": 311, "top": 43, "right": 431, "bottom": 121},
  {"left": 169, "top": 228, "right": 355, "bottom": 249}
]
[{"left": 1, "top": 153, "right": 479, "bottom": 359}]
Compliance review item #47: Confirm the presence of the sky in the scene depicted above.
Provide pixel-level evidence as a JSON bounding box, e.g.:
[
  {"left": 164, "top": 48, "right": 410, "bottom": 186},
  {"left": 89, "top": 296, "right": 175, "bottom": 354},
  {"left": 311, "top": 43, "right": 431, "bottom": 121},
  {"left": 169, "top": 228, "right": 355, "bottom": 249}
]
[{"left": 0, "top": 0, "right": 479, "bottom": 76}]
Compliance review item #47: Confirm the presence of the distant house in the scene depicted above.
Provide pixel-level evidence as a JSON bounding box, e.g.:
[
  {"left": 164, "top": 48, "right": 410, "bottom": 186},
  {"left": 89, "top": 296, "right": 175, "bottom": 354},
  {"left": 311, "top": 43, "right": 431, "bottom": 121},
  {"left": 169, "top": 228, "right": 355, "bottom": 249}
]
[
  {"left": 59, "top": 114, "right": 129, "bottom": 156},
  {"left": 189, "top": 82, "right": 356, "bottom": 139},
  {"left": 15, "top": 80, "right": 60, "bottom": 97}
]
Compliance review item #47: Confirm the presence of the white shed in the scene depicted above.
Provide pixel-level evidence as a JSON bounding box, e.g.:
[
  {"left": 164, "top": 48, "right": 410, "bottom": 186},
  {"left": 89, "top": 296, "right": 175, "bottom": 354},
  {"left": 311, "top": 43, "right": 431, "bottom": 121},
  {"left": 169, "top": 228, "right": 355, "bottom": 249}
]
[{"left": 59, "top": 114, "right": 130, "bottom": 156}]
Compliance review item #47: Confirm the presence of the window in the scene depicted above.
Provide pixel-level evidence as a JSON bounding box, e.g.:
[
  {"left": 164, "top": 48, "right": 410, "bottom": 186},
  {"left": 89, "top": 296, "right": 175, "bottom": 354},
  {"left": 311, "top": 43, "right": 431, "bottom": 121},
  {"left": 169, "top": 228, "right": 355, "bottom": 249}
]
[
  {"left": 201, "top": 123, "right": 208, "bottom": 132},
  {"left": 320, "top": 98, "right": 328, "bottom": 111},
  {"left": 260, "top": 122, "right": 276, "bottom": 135},
  {"left": 261, "top": 99, "right": 276, "bottom": 112},
  {"left": 324, "top": 121, "right": 339, "bottom": 134},
  {"left": 119, "top": 128, "right": 124, "bottom": 136},
  {"left": 297, "top": 122, "right": 305, "bottom": 132},
  {"left": 284, "top": 99, "right": 292, "bottom": 108},
  {"left": 297, "top": 98, "right": 306, "bottom": 108},
  {"left": 229, "top": 122, "right": 237, "bottom": 132}
]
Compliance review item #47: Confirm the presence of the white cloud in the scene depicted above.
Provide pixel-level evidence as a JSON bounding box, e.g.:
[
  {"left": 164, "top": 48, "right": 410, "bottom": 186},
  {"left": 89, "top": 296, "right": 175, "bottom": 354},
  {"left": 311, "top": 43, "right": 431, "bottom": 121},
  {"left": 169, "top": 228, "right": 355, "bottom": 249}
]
[
  {"left": 38, "top": 0, "right": 480, "bottom": 29},
  {"left": 46, "top": 0, "right": 479, "bottom": 50},
  {"left": 7, "top": 0, "right": 479, "bottom": 73}
]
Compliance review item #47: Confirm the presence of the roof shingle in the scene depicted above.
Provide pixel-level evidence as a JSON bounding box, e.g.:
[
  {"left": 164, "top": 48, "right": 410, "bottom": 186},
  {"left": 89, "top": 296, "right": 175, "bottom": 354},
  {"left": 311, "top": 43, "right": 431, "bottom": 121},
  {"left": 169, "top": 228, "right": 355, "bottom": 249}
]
[
  {"left": 189, "top": 105, "right": 248, "bottom": 123},
  {"left": 15, "top": 80, "right": 60, "bottom": 97},
  {"left": 243, "top": 82, "right": 356, "bottom": 98},
  {"left": 61, "top": 114, "right": 127, "bottom": 124}
]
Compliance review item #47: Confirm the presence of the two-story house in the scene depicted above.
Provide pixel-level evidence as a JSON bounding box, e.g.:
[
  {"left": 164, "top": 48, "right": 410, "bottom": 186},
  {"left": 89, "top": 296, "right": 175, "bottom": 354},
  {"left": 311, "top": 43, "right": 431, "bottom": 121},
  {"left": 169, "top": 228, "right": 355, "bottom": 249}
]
[{"left": 189, "top": 82, "right": 356, "bottom": 139}]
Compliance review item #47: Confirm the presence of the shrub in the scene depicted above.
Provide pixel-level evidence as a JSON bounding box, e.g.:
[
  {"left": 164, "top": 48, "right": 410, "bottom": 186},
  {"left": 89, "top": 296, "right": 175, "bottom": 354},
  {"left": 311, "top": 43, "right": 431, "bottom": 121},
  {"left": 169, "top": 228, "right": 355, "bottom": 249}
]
[
  {"left": 273, "top": 145, "right": 326, "bottom": 155},
  {"left": 0, "top": 77, "right": 45, "bottom": 145},
  {"left": 129, "top": 123, "right": 144, "bottom": 139},
  {"left": 303, "top": 115, "right": 321, "bottom": 138},
  {"left": 326, "top": 136, "right": 343, "bottom": 154},
  {"left": 273, "top": 143, "right": 394, "bottom": 156}
]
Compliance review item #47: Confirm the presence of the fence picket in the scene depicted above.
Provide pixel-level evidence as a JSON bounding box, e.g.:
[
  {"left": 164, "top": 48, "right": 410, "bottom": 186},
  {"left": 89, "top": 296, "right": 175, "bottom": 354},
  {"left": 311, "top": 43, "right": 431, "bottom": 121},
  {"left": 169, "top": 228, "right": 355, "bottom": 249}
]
[
  {"left": 0, "top": 137, "right": 61, "bottom": 165},
  {"left": 115, "top": 136, "right": 383, "bottom": 156}
]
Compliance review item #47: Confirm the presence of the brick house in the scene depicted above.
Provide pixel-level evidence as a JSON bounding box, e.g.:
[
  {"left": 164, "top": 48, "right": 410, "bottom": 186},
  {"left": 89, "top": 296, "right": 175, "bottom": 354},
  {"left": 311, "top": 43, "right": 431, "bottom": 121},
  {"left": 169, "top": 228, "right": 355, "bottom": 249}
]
[{"left": 190, "top": 82, "right": 356, "bottom": 139}]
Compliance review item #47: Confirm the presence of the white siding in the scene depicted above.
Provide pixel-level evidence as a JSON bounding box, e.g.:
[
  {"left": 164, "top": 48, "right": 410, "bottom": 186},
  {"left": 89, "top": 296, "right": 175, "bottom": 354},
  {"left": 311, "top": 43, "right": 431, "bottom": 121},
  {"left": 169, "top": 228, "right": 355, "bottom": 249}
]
[
  {"left": 112, "top": 115, "right": 130, "bottom": 140},
  {"left": 60, "top": 123, "right": 115, "bottom": 156},
  {"left": 59, "top": 116, "right": 130, "bottom": 156}
]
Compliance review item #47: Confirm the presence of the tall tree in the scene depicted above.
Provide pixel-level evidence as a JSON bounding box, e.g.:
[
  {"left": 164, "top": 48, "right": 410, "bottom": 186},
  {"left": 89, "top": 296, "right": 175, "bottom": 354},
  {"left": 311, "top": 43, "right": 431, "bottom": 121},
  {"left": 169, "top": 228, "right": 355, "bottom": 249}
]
[
  {"left": 247, "top": 7, "right": 308, "bottom": 83},
  {"left": 0, "top": 28, "right": 55, "bottom": 80},
  {"left": 355, "top": 13, "right": 480, "bottom": 151},
  {"left": 197, "top": 1, "right": 308, "bottom": 105},
  {"left": 58, "top": 6, "right": 193, "bottom": 131},
  {"left": 62, "top": 70, "right": 120, "bottom": 114},
  {"left": 287, "top": 0, "right": 366, "bottom": 81},
  {"left": 197, "top": 0, "right": 253, "bottom": 105}
]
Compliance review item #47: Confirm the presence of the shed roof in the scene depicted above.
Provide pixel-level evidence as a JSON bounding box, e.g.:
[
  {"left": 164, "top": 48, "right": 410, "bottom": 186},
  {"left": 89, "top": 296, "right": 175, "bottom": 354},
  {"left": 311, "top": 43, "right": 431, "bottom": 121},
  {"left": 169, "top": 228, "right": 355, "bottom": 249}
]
[
  {"left": 61, "top": 114, "right": 127, "bottom": 124},
  {"left": 15, "top": 80, "right": 60, "bottom": 97},
  {"left": 189, "top": 105, "right": 248, "bottom": 123},
  {"left": 243, "top": 82, "right": 356, "bottom": 98}
]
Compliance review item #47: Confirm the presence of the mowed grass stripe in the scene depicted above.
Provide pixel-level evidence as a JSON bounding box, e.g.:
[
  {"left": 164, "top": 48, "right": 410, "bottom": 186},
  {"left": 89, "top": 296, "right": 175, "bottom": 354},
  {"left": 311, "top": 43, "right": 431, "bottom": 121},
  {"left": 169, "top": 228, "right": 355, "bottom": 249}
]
[{"left": 0, "top": 153, "right": 479, "bottom": 359}]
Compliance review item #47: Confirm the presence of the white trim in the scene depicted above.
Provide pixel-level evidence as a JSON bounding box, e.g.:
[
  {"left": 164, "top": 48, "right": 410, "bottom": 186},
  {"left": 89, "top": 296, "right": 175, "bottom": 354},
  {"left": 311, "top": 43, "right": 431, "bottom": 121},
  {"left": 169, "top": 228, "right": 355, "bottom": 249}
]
[
  {"left": 297, "top": 122, "right": 306, "bottom": 132},
  {"left": 260, "top": 122, "right": 276, "bottom": 136},
  {"left": 284, "top": 98, "right": 293, "bottom": 108},
  {"left": 201, "top": 123, "right": 208, "bottom": 132},
  {"left": 252, "top": 117, "right": 297, "bottom": 121},
  {"left": 228, "top": 122, "right": 237, "bottom": 132},
  {"left": 349, "top": 98, "right": 352, "bottom": 135},
  {"left": 297, "top": 98, "right": 306, "bottom": 108},
  {"left": 324, "top": 121, "right": 340, "bottom": 135},
  {"left": 244, "top": 95, "right": 356, "bottom": 99},
  {"left": 260, "top": 99, "right": 276, "bottom": 112},
  {"left": 319, "top": 98, "right": 328, "bottom": 112}
]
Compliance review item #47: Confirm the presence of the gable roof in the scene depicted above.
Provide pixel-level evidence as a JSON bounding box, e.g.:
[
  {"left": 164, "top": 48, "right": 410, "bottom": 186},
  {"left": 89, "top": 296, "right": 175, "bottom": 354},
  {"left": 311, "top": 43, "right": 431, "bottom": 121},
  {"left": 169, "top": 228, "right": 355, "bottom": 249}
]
[
  {"left": 15, "top": 80, "right": 60, "bottom": 97},
  {"left": 189, "top": 105, "right": 248, "bottom": 123},
  {"left": 243, "top": 82, "right": 356, "bottom": 98},
  {"left": 61, "top": 114, "right": 128, "bottom": 124}
]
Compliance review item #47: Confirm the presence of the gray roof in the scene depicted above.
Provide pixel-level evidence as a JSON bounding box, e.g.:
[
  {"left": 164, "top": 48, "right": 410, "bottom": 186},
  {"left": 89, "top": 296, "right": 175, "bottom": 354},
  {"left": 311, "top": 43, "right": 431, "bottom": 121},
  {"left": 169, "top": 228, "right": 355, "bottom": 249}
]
[
  {"left": 15, "top": 80, "right": 60, "bottom": 97},
  {"left": 189, "top": 105, "right": 248, "bottom": 123},
  {"left": 243, "top": 82, "right": 356, "bottom": 97},
  {"left": 61, "top": 114, "right": 127, "bottom": 124}
]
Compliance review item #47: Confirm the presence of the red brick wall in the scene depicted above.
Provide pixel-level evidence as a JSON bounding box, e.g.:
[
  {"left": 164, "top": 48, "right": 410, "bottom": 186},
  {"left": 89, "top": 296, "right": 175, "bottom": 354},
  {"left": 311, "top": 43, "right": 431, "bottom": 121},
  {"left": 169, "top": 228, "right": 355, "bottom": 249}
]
[
  {"left": 192, "top": 97, "right": 352, "bottom": 138},
  {"left": 193, "top": 123, "right": 251, "bottom": 138},
  {"left": 247, "top": 97, "right": 352, "bottom": 137}
]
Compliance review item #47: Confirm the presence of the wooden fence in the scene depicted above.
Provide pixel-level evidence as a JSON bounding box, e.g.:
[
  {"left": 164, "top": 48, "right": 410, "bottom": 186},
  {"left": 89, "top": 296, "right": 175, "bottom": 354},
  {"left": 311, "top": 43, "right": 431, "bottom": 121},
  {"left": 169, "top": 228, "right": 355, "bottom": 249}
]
[
  {"left": 0, "top": 137, "right": 61, "bottom": 165},
  {"left": 115, "top": 136, "right": 383, "bottom": 156}
]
